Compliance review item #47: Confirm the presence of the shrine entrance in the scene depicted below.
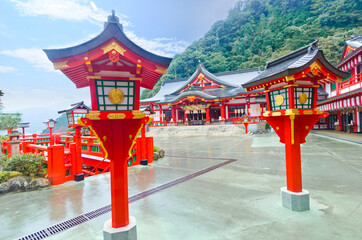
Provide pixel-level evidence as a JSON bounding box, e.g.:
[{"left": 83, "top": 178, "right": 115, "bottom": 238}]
[{"left": 210, "top": 107, "right": 220, "bottom": 123}]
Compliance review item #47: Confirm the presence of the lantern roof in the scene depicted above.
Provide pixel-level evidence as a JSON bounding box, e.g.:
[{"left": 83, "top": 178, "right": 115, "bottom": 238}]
[
  {"left": 6, "top": 130, "right": 23, "bottom": 137},
  {"left": 43, "top": 119, "right": 56, "bottom": 124},
  {"left": 243, "top": 40, "right": 348, "bottom": 90},
  {"left": 58, "top": 101, "right": 91, "bottom": 114},
  {"left": 18, "top": 122, "right": 30, "bottom": 128},
  {"left": 43, "top": 10, "right": 172, "bottom": 90}
]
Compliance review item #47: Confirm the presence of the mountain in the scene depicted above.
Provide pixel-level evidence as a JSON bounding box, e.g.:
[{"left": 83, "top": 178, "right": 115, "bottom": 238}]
[
  {"left": 141, "top": 0, "right": 362, "bottom": 99},
  {"left": 41, "top": 113, "right": 69, "bottom": 134}
]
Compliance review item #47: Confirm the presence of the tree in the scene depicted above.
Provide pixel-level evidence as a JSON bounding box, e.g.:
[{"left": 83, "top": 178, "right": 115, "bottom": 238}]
[
  {"left": 0, "top": 113, "right": 22, "bottom": 132},
  {"left": 0, "top": 90, "right": 3, "bottom": 110}
]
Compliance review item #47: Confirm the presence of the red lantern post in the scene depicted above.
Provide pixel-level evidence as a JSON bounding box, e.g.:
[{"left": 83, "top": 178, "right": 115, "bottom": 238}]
[
  {"left": 243, "top": 41, "right": 348, "bottom": 211},
  {"left": 43, "top": 119, "right": 56, "bottom": 145},
  {"left": 44, "top": 10, "right": 172, "bottom": 239},
  {"left": 58, "top": 101, "right": 91, "bottom": 181}
]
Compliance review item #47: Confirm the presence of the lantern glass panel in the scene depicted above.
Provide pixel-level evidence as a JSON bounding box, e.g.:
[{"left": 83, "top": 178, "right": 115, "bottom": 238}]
[
  {"left": 294, "top": 87, "right": 314, "bottom": 109},
  {"left": 95, "top": 79, "right": 135, "bottom": 111},
  {"left": 269, "top": 88, "right": 289, "bottom": 111},
  {"left": 48, "top": 122, "right": 55, "bottom": 128}
]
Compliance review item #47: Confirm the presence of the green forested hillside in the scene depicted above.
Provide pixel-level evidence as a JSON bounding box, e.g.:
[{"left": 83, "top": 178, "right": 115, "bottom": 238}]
[{"left": 141, "top": 0, "right": 361, "bottom": 99}]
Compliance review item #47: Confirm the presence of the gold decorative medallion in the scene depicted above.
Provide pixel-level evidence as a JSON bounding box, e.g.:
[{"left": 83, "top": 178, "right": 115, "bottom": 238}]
[
  {"left": 298, "top": 93, "right": 308, "bottom": 104},
  {"left": 275, "top": 95, "right": 284, "bottom": 106},
  {"left": 108, "top": 89, "right": 124, "bottom": 104}
]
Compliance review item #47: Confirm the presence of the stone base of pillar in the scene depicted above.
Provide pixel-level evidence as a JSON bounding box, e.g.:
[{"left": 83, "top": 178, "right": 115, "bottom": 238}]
[
  {"left": 74, "top": 173, "right": 84, "bottom": 181},
  {"left": 103, "top": 217, "right": 137, "bottom": 240},
  {"left": 281, "top": 187, "right": 310, "bottom": 212}
]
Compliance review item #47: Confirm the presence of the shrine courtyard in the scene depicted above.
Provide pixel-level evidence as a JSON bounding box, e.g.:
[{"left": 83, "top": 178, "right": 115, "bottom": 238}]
[{"left": 1, "top": 133, "right": 362, "bottom": 240}]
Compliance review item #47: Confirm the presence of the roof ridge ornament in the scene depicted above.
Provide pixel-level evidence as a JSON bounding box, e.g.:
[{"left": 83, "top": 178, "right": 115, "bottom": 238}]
[
  {"left": 104, "top": 9, "right": 123, "bottom": 31},
  {"left": 308, "top": 40, "right": 319, "bottom": 54}
]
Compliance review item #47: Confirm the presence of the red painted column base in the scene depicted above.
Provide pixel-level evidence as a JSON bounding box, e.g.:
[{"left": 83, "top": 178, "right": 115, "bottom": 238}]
[
  {"left": 79, "top": 112, "right": 149, "bottom": 228},
  {"left": 263, "top": 111, "right": 328, "bottom": 193}
]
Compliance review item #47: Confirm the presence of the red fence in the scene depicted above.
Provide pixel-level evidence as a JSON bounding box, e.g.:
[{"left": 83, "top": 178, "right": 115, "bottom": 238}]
[{"left": 1, "top": 130, "right": 154, "bottom": 185}]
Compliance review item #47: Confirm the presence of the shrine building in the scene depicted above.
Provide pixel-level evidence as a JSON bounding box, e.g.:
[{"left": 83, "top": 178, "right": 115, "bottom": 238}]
[
  {"left": 141, "top": 63, "right": 266, "bottom": 124},
  {"left": 317, "top": 35, "right": 362, "bottom": 132}
]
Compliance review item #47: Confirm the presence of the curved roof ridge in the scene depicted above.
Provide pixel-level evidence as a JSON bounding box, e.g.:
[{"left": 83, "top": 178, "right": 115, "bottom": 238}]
[
  {"left": 171, "top": 63, "right": 237, "bottom": 93},
  {"left": 265, "top": 40, "right": 318, "bottom": 68},
  {"left": 44, "top": 12, "right": 172, "bottom": 66}
]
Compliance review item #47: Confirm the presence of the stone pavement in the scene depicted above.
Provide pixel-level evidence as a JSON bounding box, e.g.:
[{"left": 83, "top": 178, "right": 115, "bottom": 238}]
[
  {"left": 311, "top": 129, "right": 362, "bottom": 144},
  {"left": 1, "top": 133, "right": 361, "bottom": 240}
]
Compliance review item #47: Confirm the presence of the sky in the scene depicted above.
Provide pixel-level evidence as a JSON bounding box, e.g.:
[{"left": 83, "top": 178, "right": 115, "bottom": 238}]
[{"left": 0, "top": 0, "right": 239, "bottom": 133}]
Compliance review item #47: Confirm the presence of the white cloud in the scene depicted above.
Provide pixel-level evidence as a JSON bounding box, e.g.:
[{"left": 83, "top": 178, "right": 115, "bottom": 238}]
[
  {"left": 9, "top": 0, "right": 130, "bottom": 26},
  {"left": 2, "top": 87, "right": 90, "bottom": 112},
  {"left": 125, "top": 30, "right": 188, "bottom": 57},
  {"left": 90, "top": 1, "right": 98, "bottom": 11},
  {"left": 8, "top": 0, "right": 187, "bottom": 57},
  {"left": 0, "top": 65, "right": 15, "bottom": 73},
  {"left": 1, "top": 48, "right": 54, "bottom": 72}
]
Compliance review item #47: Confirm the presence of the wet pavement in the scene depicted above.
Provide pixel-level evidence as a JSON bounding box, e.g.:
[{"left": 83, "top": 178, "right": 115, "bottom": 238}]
[{"left": 1, "top": 133, "right": 361, "bottom": 240}]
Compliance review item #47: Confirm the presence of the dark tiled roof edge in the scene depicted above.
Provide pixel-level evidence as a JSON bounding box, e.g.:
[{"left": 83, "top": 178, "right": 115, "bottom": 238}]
[
  {"left": 337, "top": 45, "right": 362, "bottom": 67},
  {"left": 265, "top": 40, "right": 318, "bottom": 68}
]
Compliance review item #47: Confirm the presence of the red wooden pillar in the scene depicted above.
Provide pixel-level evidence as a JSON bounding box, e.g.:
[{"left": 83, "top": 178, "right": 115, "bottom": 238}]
[
  {"left": 160, "top": 109, "right": 163, "bottom": 123},
  {"left": 73, "top": 126, "right": 83, "bottom": 180},
  {"left": 49, "top": 128, "right": 54, "bottom": 145},
  {"left": 206, "top": 107, "right": 210, "bottom": 123},
  {"left": 48, "top": 144, "right": 66, "bottom": 185},
  {"left": 171, "top": 106, "right": 176, "bottom": 124},
  {"left": 140, "top": 125, "right": 146, "bottom": 160},
  {"left": 288, "top": 87, "right": 295, "bottom": 109},
  {"left": 184, "top": 110, "right": 187, "bottom": 123},
  {"left": 354, "top": 108, "right": 358, "bottom": 132},
  {"left": 220, "top": 104, "right": 225, "bottom": 120},
  {"left": 337, "top": 111, "right": 343, "bottom": 131},
  {"left": 313, "top": 87, "right": 318, "bottom": 108},
  {"left": 265, "top": 92, "right": 271, "bottom": 111}
]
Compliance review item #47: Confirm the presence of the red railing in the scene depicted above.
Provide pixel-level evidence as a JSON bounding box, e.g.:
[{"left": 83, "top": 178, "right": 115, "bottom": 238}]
[
  {"left": 1, "top": 129, "right": 154, "bottom": 184},
  {"left": 340, "top": 73, "right": 362, "bottom": 90}
]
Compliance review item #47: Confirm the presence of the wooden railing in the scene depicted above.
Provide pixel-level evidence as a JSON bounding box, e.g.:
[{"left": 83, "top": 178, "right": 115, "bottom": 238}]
[{"left": 340, "top": 73, "right": 362, "bottom": 92}]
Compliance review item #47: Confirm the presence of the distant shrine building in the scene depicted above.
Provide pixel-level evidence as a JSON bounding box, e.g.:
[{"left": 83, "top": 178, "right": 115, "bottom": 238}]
[
  {"left": 317, "top": 35, "right": 362, "bottom": 132},
  {"left": 141, "top": 64, "right": 265, "bottom": 124}
]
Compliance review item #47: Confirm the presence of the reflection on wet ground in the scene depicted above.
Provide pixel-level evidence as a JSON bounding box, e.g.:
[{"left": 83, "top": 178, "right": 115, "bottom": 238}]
[{"left": 1, "top": 133, "right": 361, "bottom": 240}]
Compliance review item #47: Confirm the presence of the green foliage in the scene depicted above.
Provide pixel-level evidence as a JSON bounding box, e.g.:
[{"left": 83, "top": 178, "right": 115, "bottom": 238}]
[
  {"left": 0, "top": 171, "right": 10, "bottom": 183},
  {"left": 0, "top": 171, "right": 23, "bottom": 183},
  {"left": 0, "top": 90, "right": 3, "bottom": 110},
  {"left": 142, "top": 0, "right": 362, "bottom": 99},
  {"left": 0, "top": 135, "right": 9, "bottom": 143},
  {"left": 153, "top": 145, "right": 160, "bottom": 152},
  {"left": 0, "top": 113, "right": 22, "bottom": 131},
  {"left": 3, "top": 153, "right": 46, "bottom": 178},
  {"left": 0, "top": 155, "right": 8, "bottom": 166}
]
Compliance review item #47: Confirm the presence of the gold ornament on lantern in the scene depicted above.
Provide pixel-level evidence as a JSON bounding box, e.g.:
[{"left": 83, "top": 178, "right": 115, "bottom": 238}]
[{"left": 108, "top": 89, "right": 124, "bottom": 104}]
